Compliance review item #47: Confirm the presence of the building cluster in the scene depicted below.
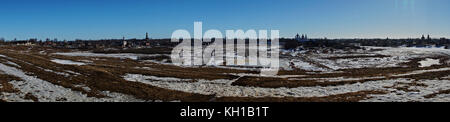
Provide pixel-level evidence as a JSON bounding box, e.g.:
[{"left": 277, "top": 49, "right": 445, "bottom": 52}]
[
  {"left": 0, "top": 33, "right": 169, "bottom": 49},
  {"left": 1, "top": 33, "right": 449, "bottom": 50},
  {"left": 281, "top": 34, "right": 450, "bottom": 50}
]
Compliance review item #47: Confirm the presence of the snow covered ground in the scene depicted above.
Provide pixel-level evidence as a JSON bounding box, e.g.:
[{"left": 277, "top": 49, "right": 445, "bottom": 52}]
[
  {"left": 362, "top": 79, "right": 450, "bottom": 102},
  {"left": 121, "top": 73, "right": 414, "bottom": 100},
  {"left": 281, "top": 46, "right": 450, "bottom": 71},
  {"left": 53, "top": 52, "right": 149, "bottom": 60},
  {"left": 123, "top": 73, "right": 400, "bottom": 98},
  {"left": 118, "top": 46, "right": 450, "bottom": 101},
  {"left": 0, "top": 60, "right": 143, "bottom": 102},
  {"left": 369, "top": 46, "right": 450, "bottom": 56},
  {"left": 124, "top": 72, "right": 450, "bottom": 102},
  {"left": 2, "top": 46, "right": 450, "bottom": 102}
]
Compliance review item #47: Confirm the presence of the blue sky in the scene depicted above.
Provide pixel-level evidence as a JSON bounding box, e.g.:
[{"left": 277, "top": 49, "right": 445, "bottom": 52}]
[{"left": 0, "top": 0, "right": 449, "bottom": 40}]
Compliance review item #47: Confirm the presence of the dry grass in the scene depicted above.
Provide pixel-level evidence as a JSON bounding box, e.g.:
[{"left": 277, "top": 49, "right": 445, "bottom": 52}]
[
  {"left": 232, "top": 76, "right": 388, "bottom": 88},
  {"left": 215, "top": 91, "right": 387, "bottom": 102},
  {"left": 137, "top": 55, "right": 171, "bottom": 62},
  {"left": 0, "top": 74, "right": 22, "bottom": 93},
  {"left": 24, "top": 93, "right": 39, "bottom": 102}
]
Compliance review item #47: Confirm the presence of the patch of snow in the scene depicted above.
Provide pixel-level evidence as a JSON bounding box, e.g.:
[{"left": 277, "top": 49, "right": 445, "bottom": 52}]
[
  {"left": 290, "top": 59, "right": 327, "bottom": 71},
  {"left": 53, "top": 52, "right": 154, "bottom": 60},
  {"left": 442, "top": 75, "right": 450, "bottom": 79},
  {"left": 64, "top": 70, "right": 81, "bottom": 76},
  {"left": 0, "top": 92, "right": 34, "bottom": 102},
  {"left": 137, "top": 75, "right": 192, "bottom": 82},
  {"left": 134, "top": 67, "right": 156, "bottom": 71},
  {"left": 39, "top": 51, "right": 46, "bottom": 54},
  {"left": 5, "top": 61, "right": 21, "bottom": 68},
  {"left": 79, "top": 60, "right": 94, "bottom": 63},
  {"left": 334, "top": 56, "right": 408, "bottom": 69},
  {"left": 43, "top": 68, "right": 70, "bottom": 77},
  {"left": 228, "top": 73, "right": 306, "bottom": 78},
  {"left": 363, "top": 79, "right": 450, "bottom": 102},
  {"left": 99, "top": 91, "right": 146, "bottom": 102},
  {"left": 74, "top": 84, "right": 92, "bottom": 92},
  {"left": 292, "top": 76, "right": 386, "bottom": 82},
  {"left": 419, "top": 58, "right": 440, "bottom": 67},
  {"left": 369, "top": 46, "right": 450, "bottom": 57},
  {"left": 51, "top": 59, "right": 86, "bottom": 66},
  {"left": 392, "top": 67, "right": 450, "bottom": 77}
]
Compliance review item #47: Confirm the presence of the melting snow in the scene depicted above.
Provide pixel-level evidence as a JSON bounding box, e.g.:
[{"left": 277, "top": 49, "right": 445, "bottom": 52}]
[
  {"left": 51, "top": 59, "right": 86, "bottom": 66},
  {"left": 53, "top": 52, "right": 153, "bottom": 60},
  {"left": 123, "top": 74, "right": 402, "bottom": 98},
  {"left": 363, "top": 79, "right": 450, "bottom": 102},
  {"left": 419, "top": 58, "right": 440, "bottom": 67},
  {"left": 0, "top": 63, "right": 144, "bottom": 102},
  {"left": 392, "top": 67, "right": 450, "bottom": 77},
  {"left": 124, "top": 73, "right": 450, "bottom": 102},
  {"left": 369, "top": 46, "right": 450, "bottom": 57},
  {"left": 0, "top": 92, "right": 34, "bottom": 102},
  {"left": 290, "top": 59, "right": 327, "bottom": 71},
  {"left": 5, "top": 61, "right": 21, "bottom": 67}
]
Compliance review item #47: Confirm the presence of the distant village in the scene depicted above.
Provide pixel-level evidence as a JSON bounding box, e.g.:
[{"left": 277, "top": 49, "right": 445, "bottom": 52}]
[
  {"left": 1, "top": 33, "right": 449, "bottom": 50},
  {"left": 0, "top": 33, "right": 175, "bottom": 49},
  {"left": 283, "top": 33, "right": 450, "bottom": 50}
]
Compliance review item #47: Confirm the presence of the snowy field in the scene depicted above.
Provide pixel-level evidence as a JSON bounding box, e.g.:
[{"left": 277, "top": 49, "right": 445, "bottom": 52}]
[{"left": 1, "top": 46, "right": 450, "bottom": 102}]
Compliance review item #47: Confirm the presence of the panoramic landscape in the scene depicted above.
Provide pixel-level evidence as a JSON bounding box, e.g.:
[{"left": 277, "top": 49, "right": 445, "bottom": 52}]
[
  {"left": 1, "top": 37, "right": 450, "bottom": 102},
  {"left": 1, "top": 0, "right": 449, "bottom": 103}
]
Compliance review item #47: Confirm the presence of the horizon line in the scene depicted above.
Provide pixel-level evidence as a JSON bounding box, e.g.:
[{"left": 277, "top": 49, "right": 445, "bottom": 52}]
[{"left": 2, "top": 37, "right": 449, "bottom": 41}]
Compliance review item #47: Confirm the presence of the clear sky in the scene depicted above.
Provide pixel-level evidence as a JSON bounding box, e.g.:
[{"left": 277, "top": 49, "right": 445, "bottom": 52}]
[{"left": 0, "top": 0, "right": 449, "bottom": 40}]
